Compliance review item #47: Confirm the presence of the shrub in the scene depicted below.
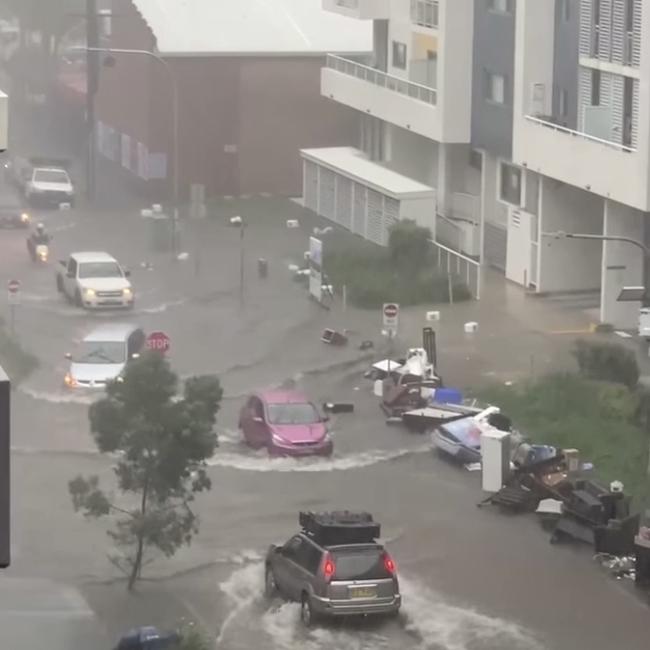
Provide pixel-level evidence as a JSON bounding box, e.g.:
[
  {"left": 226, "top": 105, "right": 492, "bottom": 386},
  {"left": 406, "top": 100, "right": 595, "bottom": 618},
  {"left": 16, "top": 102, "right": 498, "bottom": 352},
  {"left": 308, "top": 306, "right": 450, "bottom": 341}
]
[
  {"left": 0, "top": 316, "right": 39, "bottom": 384},
  {"left": 388, "top": 220, "right": 431, "bottom": 275},
  {"left": 573, "top": 339, "right": 639, "bottom": 388}
]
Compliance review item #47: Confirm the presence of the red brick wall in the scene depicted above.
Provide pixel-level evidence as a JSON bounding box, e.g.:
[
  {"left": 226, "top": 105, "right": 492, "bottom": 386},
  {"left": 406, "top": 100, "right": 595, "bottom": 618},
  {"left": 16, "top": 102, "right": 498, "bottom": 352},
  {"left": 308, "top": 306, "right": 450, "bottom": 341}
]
[
  {"left": 237, "top": 56, "right": 360, "bottom": 197},
  {"left": 95, "top": 0, "right": 362, "bottom": 199}
]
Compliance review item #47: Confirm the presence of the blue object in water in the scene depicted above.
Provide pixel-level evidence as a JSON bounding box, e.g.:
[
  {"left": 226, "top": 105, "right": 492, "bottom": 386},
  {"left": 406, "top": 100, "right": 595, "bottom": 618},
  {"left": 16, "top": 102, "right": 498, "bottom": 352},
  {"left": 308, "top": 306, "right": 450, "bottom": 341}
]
[{"left": 431, "top": 388, "right": 463, "bottom": 405}]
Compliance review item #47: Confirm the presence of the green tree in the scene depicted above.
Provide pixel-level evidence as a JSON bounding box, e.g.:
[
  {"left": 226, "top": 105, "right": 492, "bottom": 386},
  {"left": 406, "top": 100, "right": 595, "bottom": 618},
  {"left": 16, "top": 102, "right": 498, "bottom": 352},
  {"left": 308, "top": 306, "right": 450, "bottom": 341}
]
[{"left": 69, "top": 351, "right": 222, "bottom": 591}]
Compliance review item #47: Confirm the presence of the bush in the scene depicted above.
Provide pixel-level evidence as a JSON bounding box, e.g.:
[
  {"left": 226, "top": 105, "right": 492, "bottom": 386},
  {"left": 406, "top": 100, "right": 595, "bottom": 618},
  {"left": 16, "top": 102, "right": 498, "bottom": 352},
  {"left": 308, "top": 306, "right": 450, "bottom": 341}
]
[
  {"left": 0, "top": 316, "right": 39, "bottom": 384},
  {"left": 477, "top": 373, "right": 650, "bottom": 508},
  {"left": 323, "top": 223, "right": 471, "bottom": 309},
  {"left": 573, "top": 339, "right": 639, "bottom": 388}
]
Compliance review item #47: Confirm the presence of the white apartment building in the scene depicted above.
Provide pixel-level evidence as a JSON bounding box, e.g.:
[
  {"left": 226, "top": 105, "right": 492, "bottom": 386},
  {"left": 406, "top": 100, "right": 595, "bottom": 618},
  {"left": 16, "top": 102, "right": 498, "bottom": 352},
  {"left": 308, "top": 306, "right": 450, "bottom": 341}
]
[{"left": 302, "top": 0, "right": 649, "bottom": 329}]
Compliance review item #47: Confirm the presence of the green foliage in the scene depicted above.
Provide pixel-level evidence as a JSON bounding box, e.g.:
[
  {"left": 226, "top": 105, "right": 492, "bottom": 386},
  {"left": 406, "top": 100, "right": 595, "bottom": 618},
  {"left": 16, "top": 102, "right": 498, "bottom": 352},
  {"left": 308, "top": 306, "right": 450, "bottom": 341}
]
[
  {"left": 478, "top": 373, "right": 650, "bottom": 507},
  {"left": 177, "top": 622, "right": 212, "bottom": 650},
  {"left": 68, "top": 351, "right": 222, "bottom": 590},
  {"left": 388, "top": 220, "right": 431, "bottom": 275},
  {"left": 0, "top": 316, "right": 39, "bottom": 384},
  {"left": 573, "top": 339, "right": 639, "bottom": 388},
  {"left": 323, "top": 222, "right": 471, "bottom": 309}
]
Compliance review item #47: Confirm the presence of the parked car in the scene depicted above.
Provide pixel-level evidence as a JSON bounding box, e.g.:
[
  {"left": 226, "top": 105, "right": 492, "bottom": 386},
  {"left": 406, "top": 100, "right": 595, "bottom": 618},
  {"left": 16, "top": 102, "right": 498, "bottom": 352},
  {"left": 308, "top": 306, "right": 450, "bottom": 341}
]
[
  {"left": 11, "top": 156, "right": 75, "bottom": 207},
  {"left": 265, "top": 511, "right": 401, "bottom": 626},
  {"left": 56, "top": 251, "right": 134, "bottom": 309},
  {"left": 64, "top": 323, "right": 146, "bottom": 389},
  {"left": 239, "top": 390, "right": 333, "bottom": 457}
]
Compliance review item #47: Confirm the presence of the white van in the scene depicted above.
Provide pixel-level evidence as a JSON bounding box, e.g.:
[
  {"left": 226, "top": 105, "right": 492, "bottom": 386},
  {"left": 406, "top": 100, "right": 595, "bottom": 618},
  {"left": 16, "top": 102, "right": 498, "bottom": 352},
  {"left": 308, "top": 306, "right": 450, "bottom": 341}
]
[{"left": 64, "top": 323, "right": 146, "bottom": 389}]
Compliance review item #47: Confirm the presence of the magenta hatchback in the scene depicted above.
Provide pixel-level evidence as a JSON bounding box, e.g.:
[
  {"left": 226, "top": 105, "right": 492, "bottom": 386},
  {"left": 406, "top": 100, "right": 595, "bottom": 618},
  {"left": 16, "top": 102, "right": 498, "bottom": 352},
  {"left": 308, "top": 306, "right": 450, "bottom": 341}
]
[{"left": 239, "top": 390, "right": 333, "bottom": 457}]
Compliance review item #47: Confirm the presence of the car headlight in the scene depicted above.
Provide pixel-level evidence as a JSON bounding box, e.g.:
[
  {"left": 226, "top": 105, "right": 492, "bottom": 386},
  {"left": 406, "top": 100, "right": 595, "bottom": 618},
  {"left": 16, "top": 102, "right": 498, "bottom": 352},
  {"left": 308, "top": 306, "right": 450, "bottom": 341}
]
[
  {"left": 84, "top": 288, "right": 96, "bottom": 297},
  {"left": 20, "top": 212, "right": 30, "bottom": 223},
  {"left": 64, "top": 373, "right": 77, "bottom": 387},
  {"left": 123, "top": 287, "right": 133, "bottom": 297},
  {"left": 271, "top": 433, "right": 287, "bottom": 445}
]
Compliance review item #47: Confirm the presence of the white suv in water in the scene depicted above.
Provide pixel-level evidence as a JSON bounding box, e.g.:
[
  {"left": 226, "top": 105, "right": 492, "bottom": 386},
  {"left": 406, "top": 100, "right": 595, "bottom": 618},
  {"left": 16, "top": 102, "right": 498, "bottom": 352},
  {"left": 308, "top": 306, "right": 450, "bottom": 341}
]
[{"left": 56, "top": 251, "right": 134, "bottom": 310}]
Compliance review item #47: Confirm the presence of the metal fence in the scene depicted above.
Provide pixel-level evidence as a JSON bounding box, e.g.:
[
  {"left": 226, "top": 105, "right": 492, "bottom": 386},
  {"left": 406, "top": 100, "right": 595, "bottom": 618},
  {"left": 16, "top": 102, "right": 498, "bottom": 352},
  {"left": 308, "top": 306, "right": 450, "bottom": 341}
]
[{"left": 430, "top": 239, "right": 481, "bottom": 300}]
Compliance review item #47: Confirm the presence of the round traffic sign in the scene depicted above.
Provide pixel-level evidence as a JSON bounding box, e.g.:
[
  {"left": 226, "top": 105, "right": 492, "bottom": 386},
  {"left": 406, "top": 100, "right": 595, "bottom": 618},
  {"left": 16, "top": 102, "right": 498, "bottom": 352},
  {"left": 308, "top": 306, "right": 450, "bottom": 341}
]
[
  {"left": 384, "top": 303, "right": 398, "bottom": 318},
  {"left": 146, "top": 331, "right": 171, "bottom": 354},
  {"left": 7, "top": 279, "right": 19, "bottom": 294}
]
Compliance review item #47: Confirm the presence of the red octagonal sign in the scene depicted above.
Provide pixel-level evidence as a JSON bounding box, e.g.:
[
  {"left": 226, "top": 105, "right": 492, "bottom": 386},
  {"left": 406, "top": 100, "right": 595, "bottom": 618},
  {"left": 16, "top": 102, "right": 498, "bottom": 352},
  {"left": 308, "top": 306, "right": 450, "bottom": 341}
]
[
  {"left": 146, "top": 331, "right": 171, "bottom": 354},
  {"left": 384, "top": 303, "right": 399, "bottom": 318}
]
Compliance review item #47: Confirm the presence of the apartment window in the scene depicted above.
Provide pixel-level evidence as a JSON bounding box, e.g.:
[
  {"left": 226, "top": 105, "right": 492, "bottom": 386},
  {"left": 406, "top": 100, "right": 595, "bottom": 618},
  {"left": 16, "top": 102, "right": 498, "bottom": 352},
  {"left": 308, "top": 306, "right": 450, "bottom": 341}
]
[
  {"left": 499, "top": 162, "right": 522, "bottom": 206},
  {"left": 485, "top": 71, "right": 506, "bottom": 104},
  {"left": 592, "top": 0, "right": 600, "bottom": 56},
  {"left": 591, "top": 69, "right": 601, "bottom": 106},
  {"left": 392, "top": 41, "right": 407, "bottom": 69},
  {"left": 562, "top": 0, "right": 571, "bottom": 21},
  {"left": 488, "top": 0, "right": 514, "bottom": 14},
  {"left": 625, "top": 0, "right": 634, "bottom": 32}
]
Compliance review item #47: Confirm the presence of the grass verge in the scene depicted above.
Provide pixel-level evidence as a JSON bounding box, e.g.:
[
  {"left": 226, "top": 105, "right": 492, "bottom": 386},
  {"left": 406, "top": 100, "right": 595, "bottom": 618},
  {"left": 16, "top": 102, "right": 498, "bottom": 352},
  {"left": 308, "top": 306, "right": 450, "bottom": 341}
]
[
  {"left": 477, "top": 373, "right": 650, "bottom": 509},
  {"left": 0, "top": 316, "right": 39, "bottom": 385}
]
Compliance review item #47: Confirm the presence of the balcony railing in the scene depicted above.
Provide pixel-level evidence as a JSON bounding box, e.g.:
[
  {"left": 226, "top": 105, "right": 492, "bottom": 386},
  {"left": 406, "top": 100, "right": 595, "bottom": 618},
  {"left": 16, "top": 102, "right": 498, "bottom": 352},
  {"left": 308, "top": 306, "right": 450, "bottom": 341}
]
[
  {"left": 411, "top": 0, "right": 439, "bottom": 29},
  {"left": 525, "top": 115, "right": 635, "bottom": 153},
  {"left": 326, "top": 54, "right": 437, "bottom": 105}
]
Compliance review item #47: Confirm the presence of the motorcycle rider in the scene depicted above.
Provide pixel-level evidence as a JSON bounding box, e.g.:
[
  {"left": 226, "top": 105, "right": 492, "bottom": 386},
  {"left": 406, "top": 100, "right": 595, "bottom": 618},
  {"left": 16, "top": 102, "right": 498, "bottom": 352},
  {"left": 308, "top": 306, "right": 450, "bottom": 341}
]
[{"left": 27, "top": 222, "right": 51, "bottom": 260}]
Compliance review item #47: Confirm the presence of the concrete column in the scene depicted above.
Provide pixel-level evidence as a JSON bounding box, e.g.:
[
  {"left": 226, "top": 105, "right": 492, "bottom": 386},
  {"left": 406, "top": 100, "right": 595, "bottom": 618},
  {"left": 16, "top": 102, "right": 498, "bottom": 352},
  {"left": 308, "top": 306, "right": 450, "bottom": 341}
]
[
  {"left": 437, "top": 143, "right": 451, "bottom": 216},
  {"left": 537, "top": 177, "right": 603, "bottom": 293},
  {"left": 600, "top": 201, "right": 644, "bottom": 328}
]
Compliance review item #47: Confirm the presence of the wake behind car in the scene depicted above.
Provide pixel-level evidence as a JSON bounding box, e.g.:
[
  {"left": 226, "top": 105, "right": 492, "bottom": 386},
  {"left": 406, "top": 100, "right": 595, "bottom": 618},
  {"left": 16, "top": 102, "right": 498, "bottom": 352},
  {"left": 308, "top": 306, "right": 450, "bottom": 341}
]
[
  {"left": 56, "top": 252, "right": 134, "bottom": 309},
  {"left": 265, "top": 511, "right": 401, "bottom": 626},
  {"left": 239, "top": 390, "right": 333, "bottom": 457}
]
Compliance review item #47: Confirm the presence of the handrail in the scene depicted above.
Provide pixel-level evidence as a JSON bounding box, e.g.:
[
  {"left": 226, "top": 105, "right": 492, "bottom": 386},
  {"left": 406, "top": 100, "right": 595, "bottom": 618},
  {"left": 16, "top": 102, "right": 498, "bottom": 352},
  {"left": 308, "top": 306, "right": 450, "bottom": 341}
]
[
  {"left": 428, "top": 238, "right": 480, "bottom": 268},
  {"left": 326, "top": 54, "right": 437, "bottom": 105},
  {"left": 524, "top": 115, "right": 636, "bottom": 153}
]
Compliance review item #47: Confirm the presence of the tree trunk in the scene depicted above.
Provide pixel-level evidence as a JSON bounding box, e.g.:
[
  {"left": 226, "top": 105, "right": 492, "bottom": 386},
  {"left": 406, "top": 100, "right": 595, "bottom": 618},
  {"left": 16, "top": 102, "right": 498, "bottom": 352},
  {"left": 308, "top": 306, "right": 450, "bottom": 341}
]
[{"left": 127, "top": 474, "right": 149, "bottom": 591}]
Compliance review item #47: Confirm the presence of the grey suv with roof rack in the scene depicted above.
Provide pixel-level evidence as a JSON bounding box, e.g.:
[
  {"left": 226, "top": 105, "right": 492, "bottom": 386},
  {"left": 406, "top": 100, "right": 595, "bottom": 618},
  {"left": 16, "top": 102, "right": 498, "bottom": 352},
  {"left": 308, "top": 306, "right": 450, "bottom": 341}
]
[{"left": 264, "top": 511, "right": 401, "bottom": 626}]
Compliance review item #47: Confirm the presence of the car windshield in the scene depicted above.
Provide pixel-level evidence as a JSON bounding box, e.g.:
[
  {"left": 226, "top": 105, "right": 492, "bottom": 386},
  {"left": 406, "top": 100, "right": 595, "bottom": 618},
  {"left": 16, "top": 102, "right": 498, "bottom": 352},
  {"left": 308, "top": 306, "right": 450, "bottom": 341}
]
[
  {"left": 331, "top": 548, "right": 392, "bottom": 581},
  {"left": 78, "top": 262, "right": 123, "bottom": 279},
  {"left": 267, "top": 403, "right": 320, "bottom": 425},
  {"left": 33, "top": 169, "right": 69, "bottom": 184},
  {"left": 74, "top": 341, "right": 125, "bottom": 365}
]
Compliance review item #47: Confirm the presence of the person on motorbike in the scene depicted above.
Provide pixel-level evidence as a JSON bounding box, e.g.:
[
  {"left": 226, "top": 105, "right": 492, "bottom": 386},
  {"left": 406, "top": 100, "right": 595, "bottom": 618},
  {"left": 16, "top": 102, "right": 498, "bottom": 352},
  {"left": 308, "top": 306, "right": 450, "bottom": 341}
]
[{"left": 27, "top": 223, "right": 51, "bottom": 260}]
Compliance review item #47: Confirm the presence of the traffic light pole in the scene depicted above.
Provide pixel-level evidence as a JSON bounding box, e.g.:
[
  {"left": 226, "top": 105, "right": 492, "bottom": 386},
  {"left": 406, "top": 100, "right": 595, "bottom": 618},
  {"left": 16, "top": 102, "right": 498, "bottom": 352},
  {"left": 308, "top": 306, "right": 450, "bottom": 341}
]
[{"left": 86, "top": 0, "right": 99, "bottom": 202}]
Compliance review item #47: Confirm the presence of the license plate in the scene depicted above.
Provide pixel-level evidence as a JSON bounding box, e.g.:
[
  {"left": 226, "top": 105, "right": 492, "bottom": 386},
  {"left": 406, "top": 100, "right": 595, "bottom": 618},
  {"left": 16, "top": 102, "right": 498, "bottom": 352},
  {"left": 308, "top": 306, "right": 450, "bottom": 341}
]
[{"left": 349, "top": 586, "right": 376, "bottom": 599}]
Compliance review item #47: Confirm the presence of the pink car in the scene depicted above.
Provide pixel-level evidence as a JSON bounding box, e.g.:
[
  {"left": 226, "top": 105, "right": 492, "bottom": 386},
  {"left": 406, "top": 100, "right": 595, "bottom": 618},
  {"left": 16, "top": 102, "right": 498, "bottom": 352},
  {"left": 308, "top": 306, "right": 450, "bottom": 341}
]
[{"left": 239, "top": 390, "right": 333, "bottom": 457}]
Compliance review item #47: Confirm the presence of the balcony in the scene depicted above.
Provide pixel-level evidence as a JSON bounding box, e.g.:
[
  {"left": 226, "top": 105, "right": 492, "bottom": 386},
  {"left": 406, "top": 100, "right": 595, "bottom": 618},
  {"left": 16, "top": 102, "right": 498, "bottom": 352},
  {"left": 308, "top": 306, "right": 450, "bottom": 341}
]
[
  {"left": 411, "top": 0, "right": 439, "bottom": 30},
  {"left": 322, "top": 55, "right": 448, "bottom": 141},
  {"left": 322, "top": 0, "right": 391, "bottom": 20},
  {"left": 513, "top": 115, "right": 649, "bottom": 211}
]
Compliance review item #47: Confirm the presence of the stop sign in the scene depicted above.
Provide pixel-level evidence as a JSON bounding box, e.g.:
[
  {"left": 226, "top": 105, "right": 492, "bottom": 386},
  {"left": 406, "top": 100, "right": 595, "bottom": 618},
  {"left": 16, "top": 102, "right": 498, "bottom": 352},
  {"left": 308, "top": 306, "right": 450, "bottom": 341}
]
[
  {"left": 7, "top": 279, "right": 19, "bottom": 294},
  {"left": 146, "top": 331, "right": 171, "bottom": 354},
  {"left": 384, "top": 303, "right": 398, "bottom": 318}
]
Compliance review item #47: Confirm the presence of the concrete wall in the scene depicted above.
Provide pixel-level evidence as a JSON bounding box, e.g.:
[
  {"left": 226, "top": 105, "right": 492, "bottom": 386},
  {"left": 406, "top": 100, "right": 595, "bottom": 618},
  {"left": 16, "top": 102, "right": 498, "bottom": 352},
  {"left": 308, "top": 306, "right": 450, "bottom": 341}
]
[
  {"left": 384, "top": 123, "right": 438, "bottom": 186},
  {"left": 471, "top": 0, "right": 516, "bottom": 158},
  {"left": 537, "top": 178, "right": 603, "bottom": 292},
  {"left": 600, "top": 200, "right": 645, "bottom": 327},
  {"left": 552, "top": 0, "right": 579, "bottom": 129}
]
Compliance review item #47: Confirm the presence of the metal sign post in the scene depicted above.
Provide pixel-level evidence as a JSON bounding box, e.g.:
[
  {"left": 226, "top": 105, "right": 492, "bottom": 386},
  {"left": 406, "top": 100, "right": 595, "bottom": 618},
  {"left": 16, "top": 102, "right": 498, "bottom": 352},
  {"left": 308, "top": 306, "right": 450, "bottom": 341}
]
[{"left": 6, "top": 280, "right": 20, "bottom": 337}]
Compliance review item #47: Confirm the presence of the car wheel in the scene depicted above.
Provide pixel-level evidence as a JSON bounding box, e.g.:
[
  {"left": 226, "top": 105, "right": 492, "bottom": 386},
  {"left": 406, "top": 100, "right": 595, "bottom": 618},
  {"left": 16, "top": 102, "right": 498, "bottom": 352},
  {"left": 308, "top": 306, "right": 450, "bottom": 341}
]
[
  {"left": 74, "top": 290, "right": 83, "bottom": 308},
  {"left": 56, "top": 275, "right": 64, "bottom": 293},
  {"left": 264, "top": 566, "right": 278, "bottom": 599},
  {"left": 300, "top": 593, "right": 318, "bottom": 627}
]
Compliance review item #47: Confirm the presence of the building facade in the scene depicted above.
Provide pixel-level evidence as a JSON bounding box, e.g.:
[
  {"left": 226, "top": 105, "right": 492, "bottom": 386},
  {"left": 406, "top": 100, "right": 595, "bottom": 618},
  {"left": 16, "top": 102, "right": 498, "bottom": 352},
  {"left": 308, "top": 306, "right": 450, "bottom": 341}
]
[{"left": 305, "top": 0, "right": 649, "bottom": 329}]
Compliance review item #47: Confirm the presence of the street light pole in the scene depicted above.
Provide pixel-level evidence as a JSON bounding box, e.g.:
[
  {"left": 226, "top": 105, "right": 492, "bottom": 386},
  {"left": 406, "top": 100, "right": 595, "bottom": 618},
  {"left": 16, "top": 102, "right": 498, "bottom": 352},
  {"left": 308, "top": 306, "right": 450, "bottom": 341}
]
[
  {"left": 78, "top": 47, "right": 180, "bottom": 256},
  {"left": 543, "top": 230, "right": 650, "bottom": 307},
  {"left": 239, "top": 222, "right": 246, "bottom": 308}
]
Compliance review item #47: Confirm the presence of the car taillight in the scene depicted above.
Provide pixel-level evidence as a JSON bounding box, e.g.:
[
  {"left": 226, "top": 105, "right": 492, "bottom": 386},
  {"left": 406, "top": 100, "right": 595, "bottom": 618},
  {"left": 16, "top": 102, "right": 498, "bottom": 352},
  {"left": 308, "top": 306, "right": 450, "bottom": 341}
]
[
  {"left": 383, "top": 552, "right": 396, "bottom": 575},
  {"left": 321, "top": 553, "right": 335, "bottom": 581}
]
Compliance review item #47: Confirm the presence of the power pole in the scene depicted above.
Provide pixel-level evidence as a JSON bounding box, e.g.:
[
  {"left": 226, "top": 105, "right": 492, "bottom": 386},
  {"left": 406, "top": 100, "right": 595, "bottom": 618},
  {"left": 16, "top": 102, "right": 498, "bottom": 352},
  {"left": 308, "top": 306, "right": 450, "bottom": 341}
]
[{"left": 86, "top": 0, "right": 99, "bottom": 201}]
